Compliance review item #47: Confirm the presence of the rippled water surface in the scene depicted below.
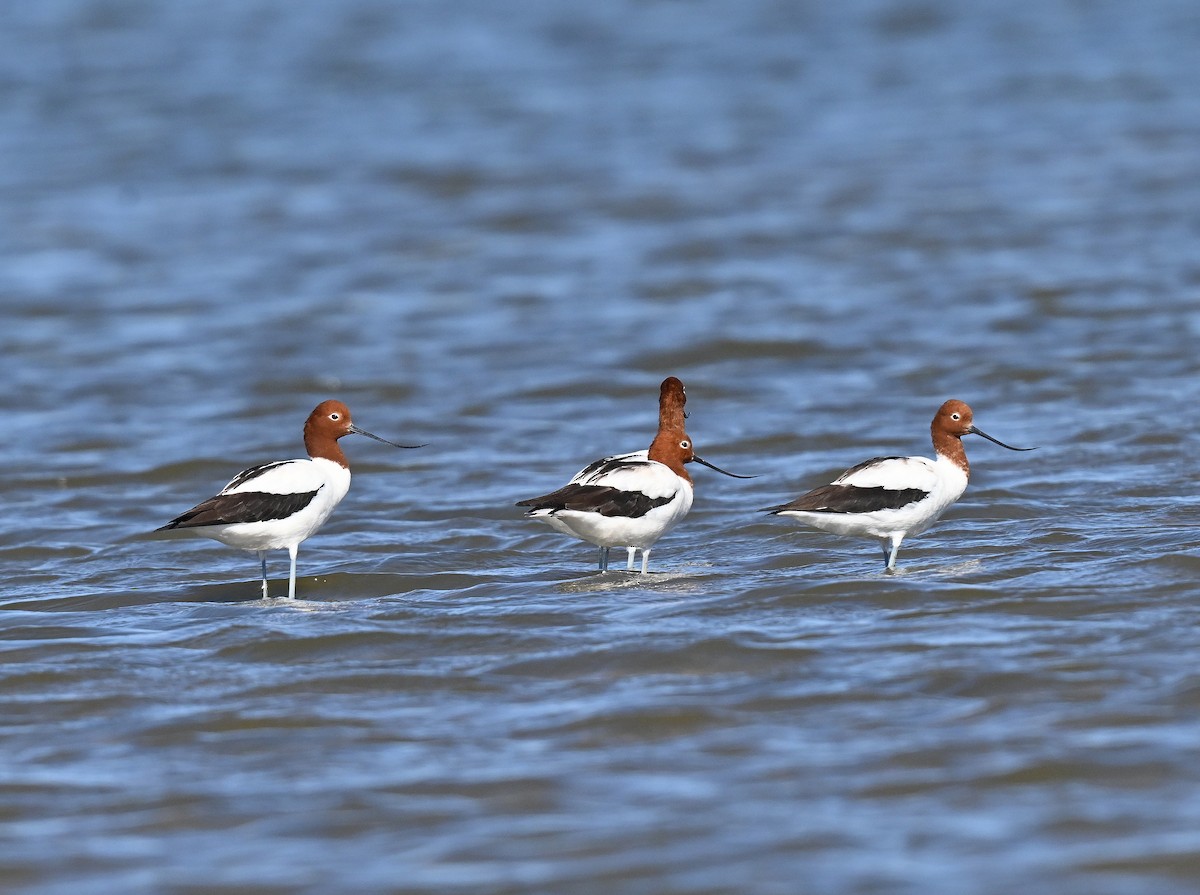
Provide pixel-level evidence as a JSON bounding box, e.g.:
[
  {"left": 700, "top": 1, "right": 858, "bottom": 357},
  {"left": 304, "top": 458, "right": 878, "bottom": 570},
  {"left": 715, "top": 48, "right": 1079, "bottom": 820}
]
[{"left": 3, "top": 1, "right": 1200, "bottom": 892}]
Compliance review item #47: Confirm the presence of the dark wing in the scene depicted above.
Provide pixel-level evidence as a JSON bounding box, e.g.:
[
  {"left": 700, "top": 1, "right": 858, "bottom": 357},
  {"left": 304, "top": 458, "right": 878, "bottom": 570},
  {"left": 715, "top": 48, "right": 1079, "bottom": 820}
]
[
  {"left": 764, "top": 456, "right": 932, "bottom": 515},
  {"left": 221, "top": 460, "right": 294, "bottom": 492},
  {"left": 832, "top": 456, "right": 906, "bottom": 482},
  {"left": 157, "top": 489, "right": 320, "bottom": 529},
  {"left": 572, "top": 453, "right": 648, "bottom": 482},
  {"left": 517, "top": 483, "right": 675, "bottom": 519},
  {"left": 764, "top": 483, "right": 928, "bottom": 515}
]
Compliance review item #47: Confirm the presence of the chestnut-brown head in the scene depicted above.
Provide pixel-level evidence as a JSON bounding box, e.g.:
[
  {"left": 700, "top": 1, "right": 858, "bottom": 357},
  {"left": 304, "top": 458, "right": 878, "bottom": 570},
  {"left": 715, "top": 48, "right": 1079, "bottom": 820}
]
[
  {"left": 931, "top": 399, "right": 976, "bottom": 440},
  {"left": 647, "top": 426, "right": 695, "bottom": 479},
  {"left": 303, "top": 400, "right": 423, "bottom": 466},
  {"left": 305, "top": 400, "right": 355, "bottom": 441},
  {"left": 931, "top": 399, "right": 1035, "bottom": 451}
]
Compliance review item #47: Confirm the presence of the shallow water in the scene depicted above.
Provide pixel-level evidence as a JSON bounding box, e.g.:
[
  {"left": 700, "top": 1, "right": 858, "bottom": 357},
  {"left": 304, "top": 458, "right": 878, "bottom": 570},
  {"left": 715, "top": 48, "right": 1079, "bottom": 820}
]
[{"left": 3, "top": 1, "right": 1200, "bottom": 892}]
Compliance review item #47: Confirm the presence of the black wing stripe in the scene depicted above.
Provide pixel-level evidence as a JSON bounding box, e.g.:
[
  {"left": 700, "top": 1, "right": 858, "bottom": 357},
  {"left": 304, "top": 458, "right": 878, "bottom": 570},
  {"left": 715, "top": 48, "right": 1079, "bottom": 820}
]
[
  {"left": 834, "top": 456, "right": 906, "bottom": 482},
  {"left": 158, "top": 489, "right": 321, "bottom": 529},
  {"left": 224, "top": 460, "right": 294, "bottom": 491},
  {"left": 576, "top": 455, "right": 649, "bottom": 481},
  {"left": 517, "top": 483, "right": 674, "bottom": 518},
  {"left": 766, "top": 484, "right": 929, "bottom": 515}
]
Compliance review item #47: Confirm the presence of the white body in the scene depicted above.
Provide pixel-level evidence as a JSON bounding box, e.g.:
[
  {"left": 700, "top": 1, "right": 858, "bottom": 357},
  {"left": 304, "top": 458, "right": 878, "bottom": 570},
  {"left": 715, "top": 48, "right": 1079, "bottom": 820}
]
[
  {"left": 199, "top": 457, "right": 351, "bottom": 551},
  {"left": 527, "top": 449, "right": 694, "bottom": 549},
  {"left": 772, "top": 398, "right": 1030, "bottom": 571},
  {"left": 778, "top": 454, "right": 968, "bottom": 541}
]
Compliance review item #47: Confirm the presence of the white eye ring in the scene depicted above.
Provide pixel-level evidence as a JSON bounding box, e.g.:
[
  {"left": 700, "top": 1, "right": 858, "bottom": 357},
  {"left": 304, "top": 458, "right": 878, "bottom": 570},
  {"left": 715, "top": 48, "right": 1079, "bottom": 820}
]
[
  {"left": 950, "top": 412, "right": 961, "bottom": 421},
  {"left": 330, "top": 413, "right": 341, "bottom": 421},
  {"left": 679, "top": 440, "right": 690, "bottom": 449}
]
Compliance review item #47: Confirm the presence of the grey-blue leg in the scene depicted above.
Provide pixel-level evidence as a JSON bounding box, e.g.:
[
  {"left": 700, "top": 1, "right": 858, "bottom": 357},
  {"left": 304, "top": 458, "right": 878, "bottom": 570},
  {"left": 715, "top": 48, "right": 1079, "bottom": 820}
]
[
  {"left": 257, "top": 551, "right": 269, "bottom": 599},
  {"left": 883, "top": 534, "right": 904, "bottom": 572}
]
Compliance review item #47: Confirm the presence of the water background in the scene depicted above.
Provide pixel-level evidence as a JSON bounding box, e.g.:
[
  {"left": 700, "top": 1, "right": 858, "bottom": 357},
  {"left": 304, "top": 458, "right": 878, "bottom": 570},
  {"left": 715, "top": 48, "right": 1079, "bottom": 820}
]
[{"left": 3, "top": 1, "right": 1200, "bottom": 892}]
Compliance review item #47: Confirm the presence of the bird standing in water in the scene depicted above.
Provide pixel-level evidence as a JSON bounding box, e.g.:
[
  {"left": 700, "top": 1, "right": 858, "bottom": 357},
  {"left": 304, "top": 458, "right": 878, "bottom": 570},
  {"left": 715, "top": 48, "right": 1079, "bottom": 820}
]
[
  {"left": 518, "top": 377, "right": 753, "bottom": 573},
  {"left": 764, "top": 399, "right": 1033, "bottom": 571},
  {"left": 157, "top": 400, "right": 421, "bottom": 598}
]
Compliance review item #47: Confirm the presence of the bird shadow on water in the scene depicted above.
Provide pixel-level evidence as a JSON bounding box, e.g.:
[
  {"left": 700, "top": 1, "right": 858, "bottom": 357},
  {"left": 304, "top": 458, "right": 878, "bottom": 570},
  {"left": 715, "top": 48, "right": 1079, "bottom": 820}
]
[
  {"left": 13, "top": 571, "right": 449, "bottom": 613},
  {"left": 0, "top": 582, "right": 266, "bottom": 613},
  {"left": 891, "top": 557, "right": 987, "bottom": 579},
  {"left": 552, "top": 565, "right": 714, "bottom": 596}
]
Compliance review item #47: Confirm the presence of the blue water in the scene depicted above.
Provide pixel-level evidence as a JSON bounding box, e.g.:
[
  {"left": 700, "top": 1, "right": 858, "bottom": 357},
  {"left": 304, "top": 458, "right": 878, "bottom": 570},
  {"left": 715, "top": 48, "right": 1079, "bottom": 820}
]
[{"left": 3, "top": 1, "right": 1200, "bottom": 892}]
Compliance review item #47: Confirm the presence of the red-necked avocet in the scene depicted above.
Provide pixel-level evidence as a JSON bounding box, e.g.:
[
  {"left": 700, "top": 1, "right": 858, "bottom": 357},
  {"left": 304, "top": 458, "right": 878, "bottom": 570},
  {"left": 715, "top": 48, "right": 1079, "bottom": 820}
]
[
  {"left": 517, "top": 377, "right": 754, "bottom": 573},
  {"left": 156, "top": 400, "right": 421, "bottom": 598},
  {"left": 763, "top": 399, "right": 1033, "bottom": 571}
]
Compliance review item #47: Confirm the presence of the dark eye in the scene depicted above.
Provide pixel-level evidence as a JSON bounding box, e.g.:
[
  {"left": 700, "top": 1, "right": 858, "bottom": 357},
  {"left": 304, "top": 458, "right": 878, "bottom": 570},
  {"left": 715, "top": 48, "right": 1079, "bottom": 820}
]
[
  {"left": 950, "top": 412, "right": 961, "bottom": 421},
  {"left": 330, "top": 412, "right": 341, "bottom": 421},
  {"left": 679, "top": 440, "right": 690, "bottom": 449}
]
